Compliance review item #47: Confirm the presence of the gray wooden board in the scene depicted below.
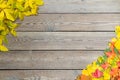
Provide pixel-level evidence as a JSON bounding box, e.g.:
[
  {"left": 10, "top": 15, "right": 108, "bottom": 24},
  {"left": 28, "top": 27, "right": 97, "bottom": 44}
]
[
  {"left": 16, "top": 14, "right": 120, "bottom": 32},
  {"left": 38, "top": 0, "right": 120, "bottom": 13},
  {"left": 7, "top": 32, "right": 115, "bottom": 50},
  {"left": 0, "top": 51, "right": 103, "bottom": 69},
  {"left": 1, "top": 0, "right": 119, "bottom": 79},
  {"left": 0, "top": 70, "right": 81, "bottom": 80}
]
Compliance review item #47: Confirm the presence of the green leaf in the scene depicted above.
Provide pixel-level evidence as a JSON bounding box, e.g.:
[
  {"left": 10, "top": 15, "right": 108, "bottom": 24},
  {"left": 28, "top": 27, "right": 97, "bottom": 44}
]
[
  {"left": 104, "top": 48, "right": 111, "bottom": 53},
  {"left": 3, "top": 36, "right": 8, "bottom": 44},
  {"left": 114, "top": 47, "right": 119, "bottom": 55}
]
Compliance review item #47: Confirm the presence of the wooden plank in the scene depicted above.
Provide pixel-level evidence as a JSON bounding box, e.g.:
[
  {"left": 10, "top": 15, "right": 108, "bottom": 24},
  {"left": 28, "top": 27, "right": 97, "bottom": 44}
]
[
  {"left": 0, "top": 51, "right": 103, "bottom": 69},
  {"left": 0, "top": 70, "right": 81, "bottom": 80},
  {"left": 38, "top": 0, "right": 120, "bottom": 13},
  {"left": 16, "top": 14, "right": 119, "bottom": 32},
  {"left": 7, "top": 32, "right": 115, "bottom": 50}
]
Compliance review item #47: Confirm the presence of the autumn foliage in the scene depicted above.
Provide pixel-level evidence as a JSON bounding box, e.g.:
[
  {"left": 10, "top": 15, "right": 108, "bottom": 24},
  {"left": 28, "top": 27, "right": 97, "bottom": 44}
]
[
  {"left": 0, "top": 0, "right": 44, "bottom": 51},
  {"left": 76, "top": 26, "right": 120, "bottom": 80}
]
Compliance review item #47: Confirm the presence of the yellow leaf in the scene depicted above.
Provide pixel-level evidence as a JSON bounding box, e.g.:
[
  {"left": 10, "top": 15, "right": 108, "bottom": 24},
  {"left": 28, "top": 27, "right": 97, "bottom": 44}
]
[
  {"left": 23, "top": 11, "right": 32, "bottom": 16},
  {"left": 0, "top": 11, "right": 5, "bottom": 20},
  {"left": 19, "top": 12, "right": 24, "bottom": 20},
  {"left": 4, "top": 9, "right": 15, "bottom": 21},
  {"left": 0, "top": 0, "right": 4, "bottom": 3},
  {"left": 8, "top": 21, "right": 18, "bottom": 29},
  {"left": 115, "top": 39, "right": 120, "bottom": 49},
  {"left": 0, "top": 1, "right": 7, "bottom": 9},
  {"left": 1, "top": 31, "right": 8, "bottom": 35},
  {"left": 14, "top": 10, "right": 19, "bottom": 19},
  {"left": 115, "top": 25, "right": 120, "bottom": 34},
  {"left": 12, "top": 23, "right": 18, "bottom": 29},
  {"left": 103, "top": 70, "right": 110, "bottom": 80},
  {"left": 0, "top": 39, "right": 2, "bottom": 45},
  {"left": 24, "top": 1, "right": 29, "bottom": 8},
  {"left": 111, "top": 38, "right": 117, "bottom": 42},
  {"left": 82, "top": 70, "right": 89, "bottom": 76},
  {"left": 0, "top": 26, "right": 5, "bottom": 30},
  {"left": 10, "top": 29, "right": 17, "bottom": 36},
  {"left": 31, "top": 6, "right": 38, "bottom": 14},
  {"left": 35, "top": 0, "right": 44, "bottom": 5},
  {"left": 7, "top": 0, "right": 14, "bottom": 5},
  {"left": 0, "top": 45, "right": 8, "bottom": 51},
  {"left": 29, "top": 0, "right": 34, "bottom": 8},
  {"left": 17, "top": 0, "right": 24, "bottom": 2}
]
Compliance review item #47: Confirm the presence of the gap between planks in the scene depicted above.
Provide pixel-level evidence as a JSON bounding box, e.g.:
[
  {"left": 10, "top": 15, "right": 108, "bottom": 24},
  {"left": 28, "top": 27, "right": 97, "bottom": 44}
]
[
  {"left": 38, "top": 0, "right": 120, "bottom": 13},
  {"left": 0, "top": 70, "right": 81, "bottom": 80},
  {"left": 6, "top": 32, "right": 115, "bottom": 51},
  {"left": 0, "top": 51, "right": 103, "bottom": 69}
]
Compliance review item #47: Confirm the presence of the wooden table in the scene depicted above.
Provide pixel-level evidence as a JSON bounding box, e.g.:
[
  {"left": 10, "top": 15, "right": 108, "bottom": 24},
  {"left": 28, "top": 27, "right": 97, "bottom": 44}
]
[{"left": 0, "top": 0, "right": 119, "bottom": 80}]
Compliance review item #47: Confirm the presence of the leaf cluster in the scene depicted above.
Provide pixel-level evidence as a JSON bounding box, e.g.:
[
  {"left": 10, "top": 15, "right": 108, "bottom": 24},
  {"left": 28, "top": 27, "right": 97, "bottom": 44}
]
[{"left": 0, "top": 0, "right": 44, "bottom": 51}]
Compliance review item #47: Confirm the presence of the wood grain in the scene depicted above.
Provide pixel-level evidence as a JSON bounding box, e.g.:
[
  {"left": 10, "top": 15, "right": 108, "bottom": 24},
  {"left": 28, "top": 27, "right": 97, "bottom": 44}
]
[
  {"left": 0, "top": 70, "right": 81, "bottom": 80},
  {"left": 0, "top": 51, "right": 103, "bottom": 69},
  {"left": 16, "top": 14, "right": 120, "bottom": 32},
  {"left": 7, "top": 32, "right": 115, "bottom": 50},
  {"left": 1, "top": 0, "right": 118, "bottom": 79},
  {"left": 38, "top": 0, "right": 120, "bottom": 13}
]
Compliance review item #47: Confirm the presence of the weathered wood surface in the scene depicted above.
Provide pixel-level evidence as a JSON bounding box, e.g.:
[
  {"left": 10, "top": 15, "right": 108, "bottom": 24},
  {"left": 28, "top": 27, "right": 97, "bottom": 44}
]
[
  {"left": 7, "top": 32, "right": 114, "bottom": 50},
  {"left": 38, "top": 0, "right": 120, "bottom": 13},
  {"left": 0, "top": 51, "right": 103, "bottom": 69},
  {"left": 17, "top": 14, "right": 120, "bottom": 32},
  {"left": 0, "top": 70, "right": 81, "bottom": 80},
  {"left": 1, "top": 0, "right": 119, "bottom": 80}
]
